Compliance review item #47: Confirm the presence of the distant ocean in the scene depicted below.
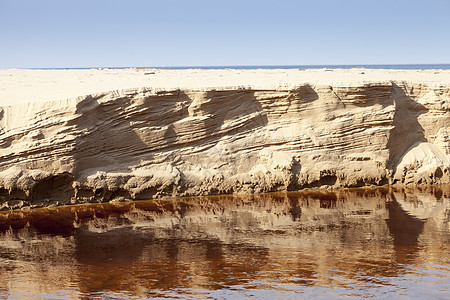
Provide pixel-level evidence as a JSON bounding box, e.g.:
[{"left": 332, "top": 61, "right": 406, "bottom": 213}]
[
  {"left": 37, "top": 64, "right": 450, "bottom": 70},
  {"left": 160, "top": 64, "right": 450, "bottom": 70}
]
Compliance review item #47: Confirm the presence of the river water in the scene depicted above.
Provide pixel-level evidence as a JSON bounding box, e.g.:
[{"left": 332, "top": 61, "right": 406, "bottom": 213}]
[{"left": 0, "top": 187, "right": 448, "bottom": 299}]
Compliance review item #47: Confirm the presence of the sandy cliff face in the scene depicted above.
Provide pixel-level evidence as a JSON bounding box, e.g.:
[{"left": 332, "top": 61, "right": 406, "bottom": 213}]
[{"left": 0, "top": 70, "right": 449, "bottom": 208}]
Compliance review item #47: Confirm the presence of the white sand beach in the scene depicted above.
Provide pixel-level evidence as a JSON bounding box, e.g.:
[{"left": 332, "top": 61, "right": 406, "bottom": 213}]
[{"left": 1, "top": 68, "right": 450, "bottom": 104}]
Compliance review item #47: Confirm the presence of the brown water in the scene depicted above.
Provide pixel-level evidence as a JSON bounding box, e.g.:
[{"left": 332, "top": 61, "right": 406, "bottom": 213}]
[{"left": 0, "top": 187, "right": 449, "bottom": 299}]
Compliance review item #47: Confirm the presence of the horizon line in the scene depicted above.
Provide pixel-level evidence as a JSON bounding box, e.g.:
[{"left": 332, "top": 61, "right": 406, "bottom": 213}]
[{"left": 6, "top": 63, "right": 450, "bottom": 70}]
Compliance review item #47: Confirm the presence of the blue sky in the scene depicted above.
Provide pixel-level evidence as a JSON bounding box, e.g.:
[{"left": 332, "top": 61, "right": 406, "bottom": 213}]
[{"left": 1, "top": 0, "right": 449, "bottom": 67}]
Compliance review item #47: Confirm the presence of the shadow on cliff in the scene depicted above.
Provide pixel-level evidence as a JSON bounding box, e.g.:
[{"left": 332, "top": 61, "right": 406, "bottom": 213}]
[
  {"left": 160, "top": 89, "right": 269, "bottom": 153},
  {"left": 386, "top": 83, "right": 428, "bottom": 171},
  {"left": 69, "top": 89, "right": 269, "bottom": 195},
  {"left": 71, "top": 93, "right": 150, "bottom": 178}
]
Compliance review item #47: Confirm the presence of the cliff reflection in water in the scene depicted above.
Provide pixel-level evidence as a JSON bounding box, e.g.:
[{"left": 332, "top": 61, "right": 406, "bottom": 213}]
[{"left": 0, "top": 187, "right": 449, "bottom": 299}]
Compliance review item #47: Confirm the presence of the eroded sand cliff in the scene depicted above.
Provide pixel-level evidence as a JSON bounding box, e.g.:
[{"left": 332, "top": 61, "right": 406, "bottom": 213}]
[{"left": 0, "top": 68, "right": 449, "bottom": 209}]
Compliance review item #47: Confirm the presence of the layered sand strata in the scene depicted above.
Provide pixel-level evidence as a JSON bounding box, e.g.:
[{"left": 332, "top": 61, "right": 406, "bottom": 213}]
[{"left": 0, "top": 68, "right": 449, "bottom": 209}]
